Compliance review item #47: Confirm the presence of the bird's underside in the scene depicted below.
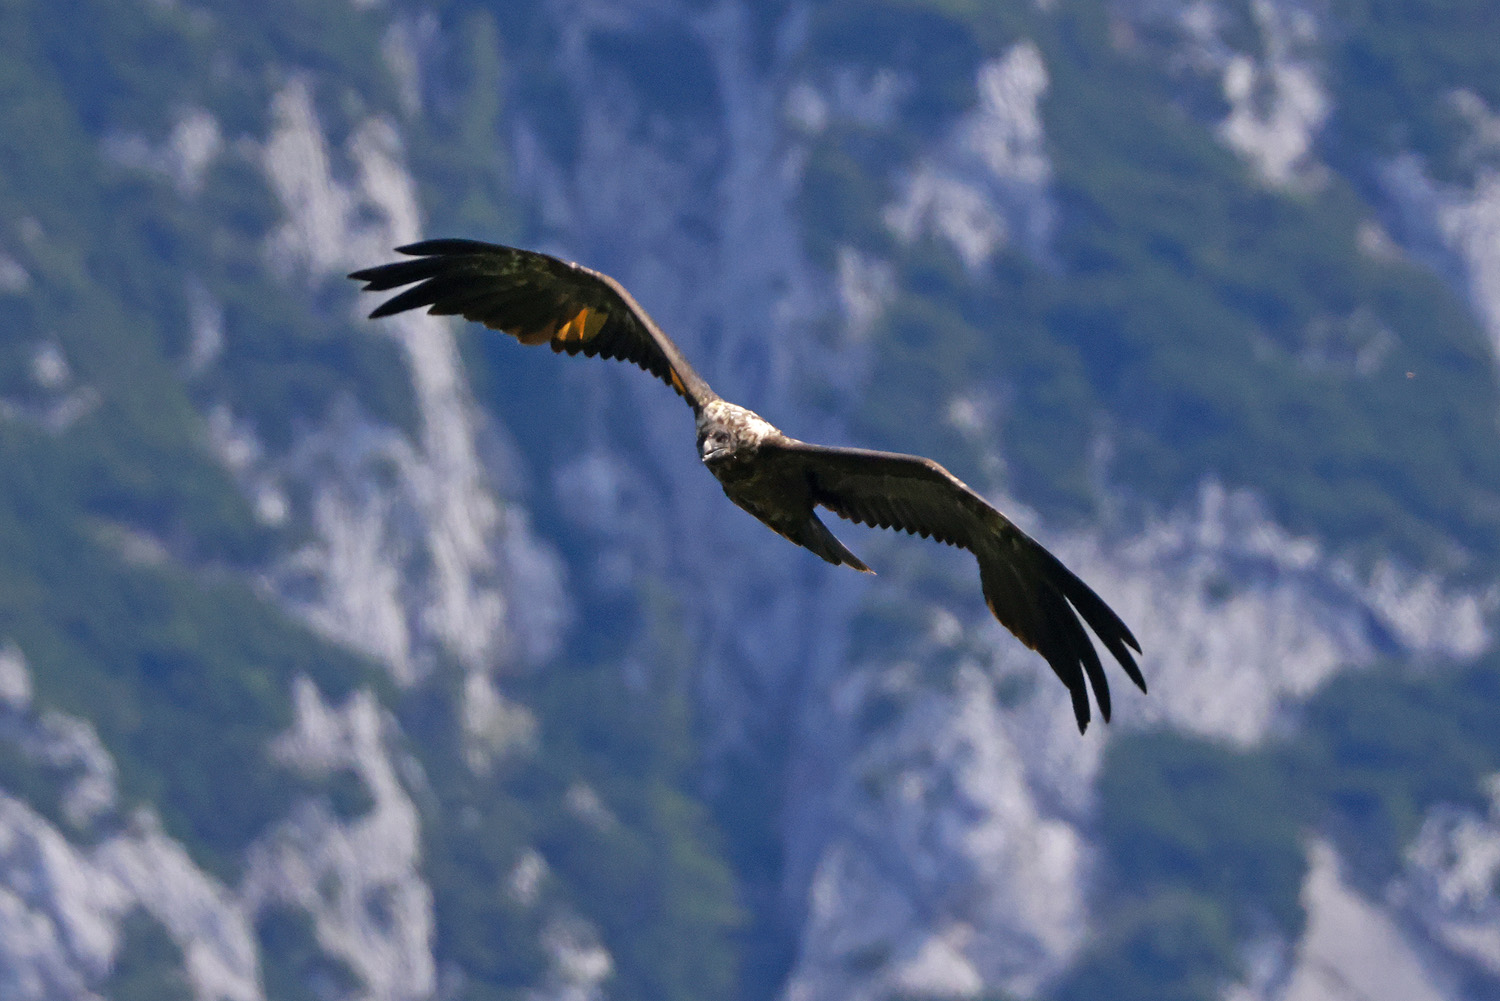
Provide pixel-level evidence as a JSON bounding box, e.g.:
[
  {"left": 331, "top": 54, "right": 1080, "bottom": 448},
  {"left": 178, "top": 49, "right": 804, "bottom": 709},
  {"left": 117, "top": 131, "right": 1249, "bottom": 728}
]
[{"left": 350, "top": 238, "right": 1145, "bottom": 732}]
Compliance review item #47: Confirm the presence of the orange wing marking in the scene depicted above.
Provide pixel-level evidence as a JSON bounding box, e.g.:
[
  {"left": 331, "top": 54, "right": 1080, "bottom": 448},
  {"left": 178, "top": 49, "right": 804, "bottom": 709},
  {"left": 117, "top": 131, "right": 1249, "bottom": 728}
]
[{"left": 555, "top": 307, "right": 606, "bottom": 344}]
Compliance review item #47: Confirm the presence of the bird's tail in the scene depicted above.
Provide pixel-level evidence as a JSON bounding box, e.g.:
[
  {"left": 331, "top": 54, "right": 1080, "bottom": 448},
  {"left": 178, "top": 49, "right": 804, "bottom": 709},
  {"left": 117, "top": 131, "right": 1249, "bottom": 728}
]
[{"left": 797, "top": 514, "right": 874, "bottom": 573}]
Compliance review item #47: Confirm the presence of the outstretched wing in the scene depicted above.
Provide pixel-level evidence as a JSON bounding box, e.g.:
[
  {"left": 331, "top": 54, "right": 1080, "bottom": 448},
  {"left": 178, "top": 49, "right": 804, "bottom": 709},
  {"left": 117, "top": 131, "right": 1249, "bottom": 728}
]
[
  {"left": 349, "top": 239, "right": 716, "bottom": 413},
  {"left": 766, "top": 440, "right": 1144, "bottom": 732}
]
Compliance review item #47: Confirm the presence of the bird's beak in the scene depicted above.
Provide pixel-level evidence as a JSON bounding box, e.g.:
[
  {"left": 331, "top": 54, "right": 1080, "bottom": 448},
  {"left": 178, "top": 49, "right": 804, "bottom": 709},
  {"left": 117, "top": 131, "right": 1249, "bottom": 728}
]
[{"left": 702, "top": 445, "right": 730, "bottom": 464}]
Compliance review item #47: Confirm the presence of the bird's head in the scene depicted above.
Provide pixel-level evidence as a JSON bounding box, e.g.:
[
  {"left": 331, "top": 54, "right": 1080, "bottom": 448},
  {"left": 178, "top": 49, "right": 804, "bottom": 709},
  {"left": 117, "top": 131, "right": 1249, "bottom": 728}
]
[
  {"left": 697, "top": 400, "right": 776, "bottom": 469},
  {"left": 698, "top": 426, "right": 735, "bottom": 466}
]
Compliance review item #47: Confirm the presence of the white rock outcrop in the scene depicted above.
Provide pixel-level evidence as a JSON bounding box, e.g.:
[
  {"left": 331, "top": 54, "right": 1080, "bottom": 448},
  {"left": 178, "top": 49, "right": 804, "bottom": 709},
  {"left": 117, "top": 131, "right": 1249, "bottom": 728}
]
[
  {"left": 885, "top": 42, "right": 1055, "bottom": 268},
  {"left": 243, "top": 677, "right": 435, "bottom": 1001}
]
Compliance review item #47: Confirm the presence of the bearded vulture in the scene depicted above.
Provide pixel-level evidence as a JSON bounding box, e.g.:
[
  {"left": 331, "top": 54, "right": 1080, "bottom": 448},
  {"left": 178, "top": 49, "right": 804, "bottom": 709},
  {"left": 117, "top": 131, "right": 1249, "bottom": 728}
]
[{"left": 350, "top": 240, "right": 1144, "bottom": 731}]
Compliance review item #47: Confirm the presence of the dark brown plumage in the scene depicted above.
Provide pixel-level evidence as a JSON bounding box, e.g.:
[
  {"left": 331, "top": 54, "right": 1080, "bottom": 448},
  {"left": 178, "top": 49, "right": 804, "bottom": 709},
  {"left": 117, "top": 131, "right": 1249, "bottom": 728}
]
[{"left": 350, "top": 239, "right": 1144, "bottom": 731}]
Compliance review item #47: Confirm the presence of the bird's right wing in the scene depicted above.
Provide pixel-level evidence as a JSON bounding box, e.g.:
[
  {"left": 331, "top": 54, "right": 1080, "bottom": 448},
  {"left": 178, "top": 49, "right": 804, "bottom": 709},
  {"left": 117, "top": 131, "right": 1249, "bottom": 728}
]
[
  {"left": 350, "top": 239, "right": 716, "bottom": 414},
  {"left": 765, "top": 440, "right": 1144, "bottom": 731}
]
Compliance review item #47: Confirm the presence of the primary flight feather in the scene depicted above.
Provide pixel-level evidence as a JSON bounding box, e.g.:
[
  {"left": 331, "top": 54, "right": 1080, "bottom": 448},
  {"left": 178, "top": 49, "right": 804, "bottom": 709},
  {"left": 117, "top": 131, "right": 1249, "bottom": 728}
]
[{"left": 350, "top": 239, "right": 1144, "bottom": 732}]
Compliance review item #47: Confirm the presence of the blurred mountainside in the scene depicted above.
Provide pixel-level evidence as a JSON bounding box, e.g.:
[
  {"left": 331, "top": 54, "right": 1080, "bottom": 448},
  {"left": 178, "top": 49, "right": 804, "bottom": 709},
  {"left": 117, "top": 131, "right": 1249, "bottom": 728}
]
[{"left": 0, "top": 1, "right": 1498, "bottom": 1000}]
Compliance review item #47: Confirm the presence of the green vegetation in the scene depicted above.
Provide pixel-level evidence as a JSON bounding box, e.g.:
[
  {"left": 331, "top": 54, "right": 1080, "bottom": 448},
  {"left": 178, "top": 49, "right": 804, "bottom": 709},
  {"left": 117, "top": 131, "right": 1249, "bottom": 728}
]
[
  {"left": 4, "top": 1, "right": 1499, "bottom": 1000},
  {"left": 0, "top": 731, "right": 73, "bottom": 834},
  {"left": 1326, "top": 0, "right": 1500, "bottom": 181},
  {"left": 796, "top": 0, "right": 1500, "bottom": 570},
  {"left": 257, "top": 906, "right": 366, "bottom": 1001},
  {"left": 407, "top": 6, "right": 518, "bottom": 244},
  {"left": 447, "top": 3, "right": 1500, "bottom": 999},
  {"left": 3, "top": 0, "right": 748, "bottom": 996},
  {"left": 406, "top": 581, "right": 742, "bottom": 1001},
  {"left": 0, "top": 0, "right": 398, "bottom": 919},
  {"left": 1065, "top": 652, "right": 1500, "bottom": 1001},
  {"left": 103, "top": 910, "right": 195, "bottom": 1001},
  {"left": 0, "top": 429, "right": 375, "bottom": 877}
]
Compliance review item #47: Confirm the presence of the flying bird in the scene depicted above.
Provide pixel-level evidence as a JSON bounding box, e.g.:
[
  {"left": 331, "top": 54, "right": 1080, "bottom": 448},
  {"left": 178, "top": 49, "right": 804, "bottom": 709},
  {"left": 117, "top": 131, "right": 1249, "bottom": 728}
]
[{"left": 350, "top": 240, "right": 1144, "bottom": 731}]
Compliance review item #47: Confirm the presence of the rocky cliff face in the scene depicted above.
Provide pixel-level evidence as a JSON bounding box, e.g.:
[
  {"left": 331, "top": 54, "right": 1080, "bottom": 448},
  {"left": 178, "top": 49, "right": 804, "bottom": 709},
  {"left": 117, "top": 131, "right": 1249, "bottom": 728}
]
[
  {"left": 1, "top": 1, "right": 1497, "bottom": 1000},
  {"left": 495, "top": 7, "right": 1496, "bottom": 1000}
]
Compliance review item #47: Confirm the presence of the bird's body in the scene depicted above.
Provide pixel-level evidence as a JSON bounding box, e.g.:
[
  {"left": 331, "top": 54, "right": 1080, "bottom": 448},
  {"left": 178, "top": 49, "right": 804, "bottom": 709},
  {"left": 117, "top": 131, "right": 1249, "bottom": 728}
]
[
  {"left": 351, "top": 239, "right": 1145, "bottom": 731},
  {"left": 695, "top": 400, "right": 867, "bottom": 570}
]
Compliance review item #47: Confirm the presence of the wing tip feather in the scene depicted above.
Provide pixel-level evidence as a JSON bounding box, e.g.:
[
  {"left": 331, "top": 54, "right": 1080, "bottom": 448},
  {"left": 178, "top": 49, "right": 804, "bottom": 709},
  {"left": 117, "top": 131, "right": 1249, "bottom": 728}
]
[
  {"left": 367, "top": 300, "right": 407, "bottom": 320},
  {"left": 395, "top": 238, "right": 495, "bottom": 257},
  {"left": 977, "top": 540, "right": 1145, "bottom": 732}
]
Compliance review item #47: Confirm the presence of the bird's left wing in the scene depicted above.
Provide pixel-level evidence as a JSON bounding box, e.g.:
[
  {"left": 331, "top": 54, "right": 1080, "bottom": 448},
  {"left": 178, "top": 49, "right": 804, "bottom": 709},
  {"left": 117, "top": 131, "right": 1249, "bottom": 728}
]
[
  {"left": 764, "top": 440, "right": 1144, "bottom": 731},
  {"left": 349, "top": 239, "right": 715, "bottom": 413}
]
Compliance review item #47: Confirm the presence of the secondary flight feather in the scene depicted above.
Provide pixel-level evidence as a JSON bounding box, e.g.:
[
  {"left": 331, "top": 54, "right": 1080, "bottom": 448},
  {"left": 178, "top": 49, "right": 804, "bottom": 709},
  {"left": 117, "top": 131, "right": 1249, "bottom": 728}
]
[{"left": 350, "top": 239, "right": 1144, "bottom": 731}]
